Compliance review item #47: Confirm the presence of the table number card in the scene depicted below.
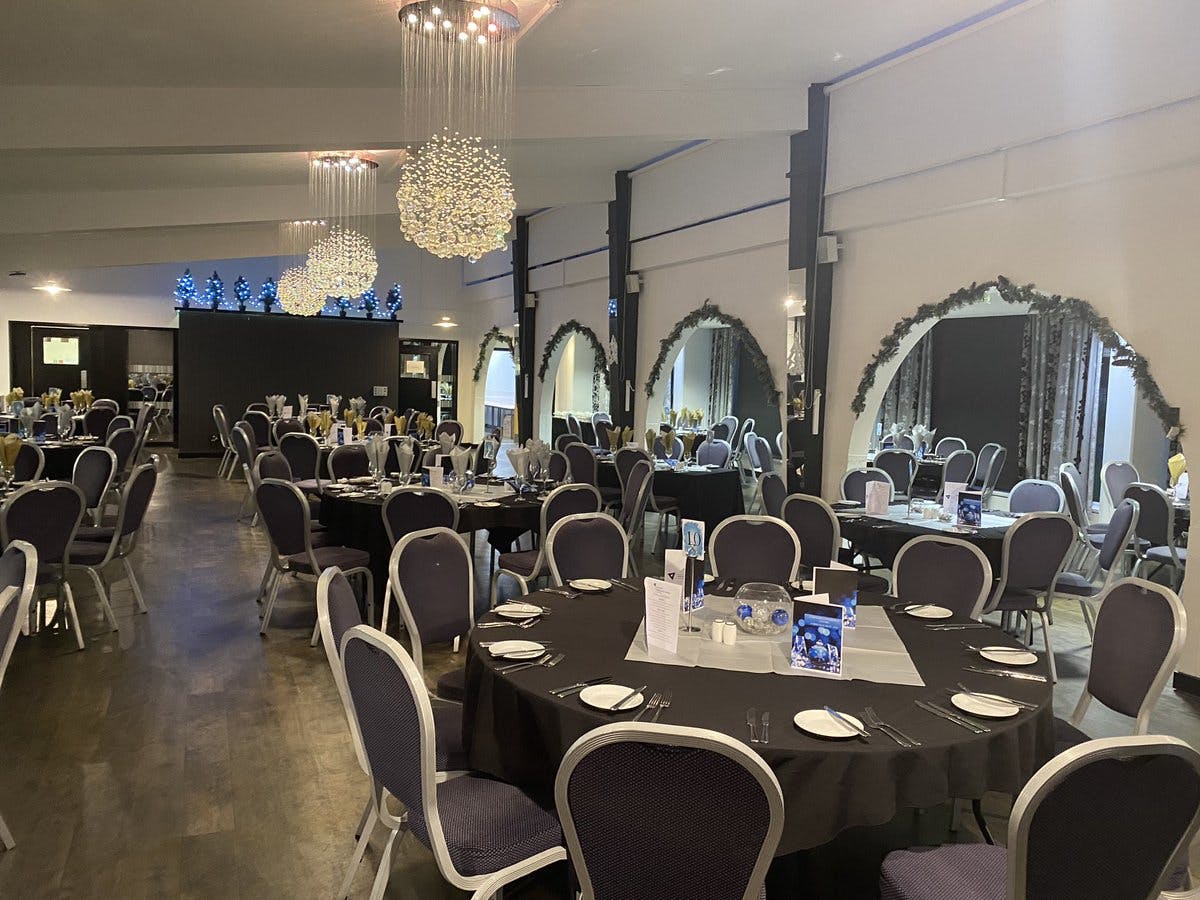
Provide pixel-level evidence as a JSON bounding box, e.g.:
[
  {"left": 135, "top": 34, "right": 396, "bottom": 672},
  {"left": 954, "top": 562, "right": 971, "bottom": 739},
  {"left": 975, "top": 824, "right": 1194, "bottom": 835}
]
[
  {"left": 865, "top": 479, "right": 890, "bottom": 515},
  {"left": 791, "top": 595, "right": 844, "bottom": 677},
  {"left": 682, "top": 519, "right": 705, "bottom": 559},
  {"left": 643, "top": 577, "right": 681, "bottom": 656}
]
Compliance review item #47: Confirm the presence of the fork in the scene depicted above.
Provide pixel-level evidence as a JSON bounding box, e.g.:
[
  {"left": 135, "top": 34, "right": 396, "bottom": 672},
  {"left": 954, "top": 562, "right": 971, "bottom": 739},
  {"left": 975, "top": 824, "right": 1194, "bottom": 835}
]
[
  {"left": 497, "top": 652, "right": 564, "bottom": 675},
  {"left": 759, "top": 711, "right": 770, "bottom": 745},
  {"left": 746, "top": 707, "right": 759, "bottom": 744},
  {"left": 652, "top": 691, "right": 672, "bottom": 723},
  {"left": 633, "top": 692, "right": 662, "bottom": 722},
  {"left": 864, "top": 706, "right": 921, "bottom": 748}
]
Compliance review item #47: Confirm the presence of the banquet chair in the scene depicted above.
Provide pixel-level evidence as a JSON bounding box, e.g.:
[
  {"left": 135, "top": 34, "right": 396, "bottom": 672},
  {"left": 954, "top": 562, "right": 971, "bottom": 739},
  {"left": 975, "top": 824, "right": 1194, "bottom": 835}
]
[
  {"left": 91, "top": 399, "right": 119, "bottom": 413},
  {"left": 316, "top": 569, "right": 468, "bottom": 898},
  {"left": 388, "top": 527, "right": 475, "bottom": 701},
  {"left": 710, "top": 422, "right": 731, "bottom": 442},
  {"left": 653, "top": 434, "right": 685, "bottom": 461},
  {"left": 874, "top": 449, "right": 916, "bottom": 498},
  {"left": 548, "top": 449, "right": 569, "bottom": 483},
  {"left": 105, "top": 427, "right": 138, "bottom": 483},
  {"left": 756, "top": 471, "right": 786, "bottom": 518},
  {"left": 229, "top": 423, "right": 259, "bottom": 524},
  {"left": 0, "top": 542, "right": 37, "bottom": 850},
  {"left": 1, "top": 482, "right": 86, "bottom": 650},
  {"left": 1008, "top": 478, "right": 1065, "bottom": 513},
  {"left": 490, "top": 483, "right": 602, "bottom": 606},
  {"left": 616, "top": 460, "right": 655, "bottom": 576},
  {"left": 937, "top": 448, "right": 976, "bottom": 501},
  {"left": 697, "top": 438, "right": 731, "bottom": 467},
  {"left": 1060, "top": 468, "right": 1111, "bottom": 574},
  {"left": 734, "top": 420, "right": 757, "bottom": 482},
  {"left": 245, "top": 402, "right": 269, "bottom": 414},
  {"left": 982, "top": 512, "right": 1076, "bottom": 681},
  {"left": 250, "top": 453, "right": 329, "bottom": 601},
  {"left": 893, "top": 535, "right": 993, "bottom": 619},
  {"left": 749, "top": 435, "right": 776, "bottom": 477},
  {"left": 1052, "top": 499, "right": 1140, "bottom": 640},
  {"left": 243, "top": 410, "right": 272, "bottom": 450},
  {"left": 255, "top": 478, "right": 374, "bottom": 642},
  {"left": 566, "top": 441, "right": 622, "bottom": 507},
  {"left": 327, "top": 443, "right": 369, "bottom": 480},
  {"left": 556, "top": 723, "right": 784, "bottom": 900},
  {"left": 554, "top": 433, "right": 578, "bottom": 452},
  {"left": 878, "top": 735, "right": 1200, "bottom": 900},
  {"left": 896, "top": 434, "right": 916, "bottom": 452},
  {"left": 719, "top": 415, "right": 739, "bottom": 445},
  {"left": 933, "top": 436, "right": 967, "bottom": 457},
  {"left": 13, "top": 441, "right": 44, "bottom": 483},
  {"left": 65, "top": 463, "right": 156, "bottom": 628},
  {"left": 1103, "top": 459, "right": 1140, "bottom": 513},
  {"left": 741, "top": 430, "right": 760, "bottom": 471},
  {"left": 709, "top": 515, "right": 801, "bottom": 585},
  {"left": 367, "top": 405, "right": 390, "bottom": 420},
  {"left": 546, "top": 513, "right": 630, "bottom": 585},
  {"left": 71, "top": 445, "right": 116, "bottom": 527},
  {"left": 381, "top": 486, "right": 459, "bottom": 549},
  {"left": 592, "top": 412, "right": 613, "bottom": 451},
  {"left": 337, "top": 626, "right": 567, "bottom": 900},
  {"left": 130, "top": 402, "right": 154, "bottom": 466},
  {"left": 1124, "top": 482, "right": 1186, "bottom": 588},
  {"left": 272, "top": 417, "right": 303, "bottom": 444},
  {"left": 968, "top": 442, "right": 1002, "bottom": 491},
  {"left": 775, "top": 431, "right": 785, "bottom": 459},
  {"left": 841, "top": 467, "right": 895, "bottom": 504},
  {"left": 362, "top": 417, "right": 384, "bottom": 435},
  {"left": 1059, "top": 461, "right": 1089, "bottom": 512},
  {"left": 619, "top": 445, "right": 679, "bottom": 546},
  {"left": 979, "top": 445, "right": 1007, "bottom": 505},
  {"left": 278, "top": 432, "right": 324, "bottom": 491},
  {"left": 105, "top": 415, "right": 133, "bottom": 440},
  {"left": 780, "top": 493, "right": 890, "bottom": 593},
  {"left": 434, "top": 420, "right": 464, "bottom": 445},
  {"left": 82, "top": 406, "right": 116, "bottom": 438},
  {"left": 566, "top": 413, "right": 583, "bottom": 440},
  {"left": 152, "top": 385, "right": 173, "bottom": 438},
  {"left": 212, "top": 405, "right": 236, "bottom": 479}
]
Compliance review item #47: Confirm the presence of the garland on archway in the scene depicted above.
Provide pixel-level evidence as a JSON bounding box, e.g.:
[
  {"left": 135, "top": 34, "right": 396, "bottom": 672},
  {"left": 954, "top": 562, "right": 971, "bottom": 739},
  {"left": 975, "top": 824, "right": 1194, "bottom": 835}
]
[
  {"left": 472, "top": 326, "right": 517, "bottom": 382},
  {"left": 850, "top": 276, "right": 1180, "bottom": 433},
  {"left": 537, "top": 320, "right": 609, "bottom": 410},
  {"left": 644, "top": 300, "right": 780, "bottom": 405}
]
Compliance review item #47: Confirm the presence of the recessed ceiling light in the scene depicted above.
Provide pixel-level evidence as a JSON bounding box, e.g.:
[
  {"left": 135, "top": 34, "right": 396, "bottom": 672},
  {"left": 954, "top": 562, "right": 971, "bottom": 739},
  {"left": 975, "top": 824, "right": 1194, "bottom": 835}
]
[
  {"left": 706, "top": 66, "right": 733, "bottom": 76},
  {"left": 434, "top": 316, "right": 459, "bottom": 328},
  {"left": 33, "top": 282, "right": 71, "bottom": 296},
  {"left": 832, "top": 52, "right": 844, "bottom": 62}
]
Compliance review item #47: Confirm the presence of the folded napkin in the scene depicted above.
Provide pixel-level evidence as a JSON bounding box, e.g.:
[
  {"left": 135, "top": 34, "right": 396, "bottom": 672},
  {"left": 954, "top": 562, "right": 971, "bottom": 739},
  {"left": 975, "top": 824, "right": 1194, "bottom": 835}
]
[
  {"left": 525, "top": 438, "right": 551, "bottom": 475},
  {"left": 394, "top": 415, "right": 407, "bottom": 436},
  {"left": 1, "top": 435, "right": 20, "bottom": 470},
  {"left": 57, "top": 407, "right": 73, "bottom": 436},
  {"left": 450, "top": 445, "right": 473, "bottom": 478},
  {"left": 668, "top": 408, "right": 679, "bottom": 428},
  {"left": 681, "top": 432, "right": 698, "bottom": 459},
  {"left": 438, "top": 432, "right": 456, "bottom": 456},
  {"left": 319, "top": 411, "right": 332, "bottom": 435},
  {"left": 506, "top": 447, "right": 530, "bottom": 481},
  {"left": 298, "top": 394, "right": 309, "bottom": 419},
  {"left": 645, "top": 429, "right": 656, "bottom": 451},
  {"left": 1169, "top": 453, "right": 1187, "bottom": 486},
  {"left": 345, "top": 409, "right": 358, "bottom": 429},
  {"left": 350, "top": 397, "right": 367, "bottom": 417},
  {"left": 393, "top": 440, "right": 415, "bottom": 476},
  {"left": 327, "top": 395, "right": 341, "bottom": 418},
  {"left": 365, "top": 435, "right": 389, "bottom": 473}
]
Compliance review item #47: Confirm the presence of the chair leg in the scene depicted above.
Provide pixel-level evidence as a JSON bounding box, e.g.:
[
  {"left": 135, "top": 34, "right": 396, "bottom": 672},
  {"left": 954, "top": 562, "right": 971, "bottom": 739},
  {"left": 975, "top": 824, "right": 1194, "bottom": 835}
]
[
  {"left": 339, "top": 803, "right": 377, "bottom": 899},
  {"left": 1078, "top": 598, "right": 1095, "bottom": 640},
  {"left": 380, "top": 582, "right": 393, "bottom": 633},
  {"left": 0, "top": 810, "right": 13, "bottom": 850},
  {"left": 121, "top": 557, "right": 148, "bottom": 614},
  {"left": 368, "top": 825, "right": 400, "bottom": 900},
  {"left": 362, "top": 571, "right": 375, "bottom": 628},
  {"left": 62, "top": 581, "right": 85, "bottom": 651},
  {"left": 260, "top": 573, "right": 281, "bottom": 635},
  {"left": 85, "top": 567, "right": 118, "bottom": 631},
  {"left": 256, "top": 558, "right": 273, "bottom": 604},
  {"left": 354, "top": 790, "right": 373, "bottom": 839},
  {"left": 1039, "top": 611, "right": 1057, "bottom": 683}
]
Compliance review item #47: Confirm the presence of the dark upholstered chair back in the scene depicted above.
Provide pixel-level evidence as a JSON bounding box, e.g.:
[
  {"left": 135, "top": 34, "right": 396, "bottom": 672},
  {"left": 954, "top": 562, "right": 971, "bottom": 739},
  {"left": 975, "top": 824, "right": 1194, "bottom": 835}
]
[
  {"left": 390, "top": 528, "right": 472, "bottom": 654},
  {"left": 710, "top": 516, "right": 800, "bottom": 584},
  {"left": 246, "top": 402, "right": 269, "bottom": 413},
  {"left": 83, "top": 406, "right": 116, "bottom": 437},
  {"left": 106, "top": 428, "right": 138, "bottom": 474},
  {"left": 548, "top": 450, "right": 570, "bottom": 483},
  {"left": 874, "top": 450, "right": 915, "bottom": 495},
  {"left": 72, "top": 446, "right": 116, "bottom": 511},
  {"left": 543, "top": 483, "right": 602, "bottom": 540},
  {"left": 279, "top": 432, "right": 320, "bottom": 481},
  {"left": 942, "top": 448, "right": 975, "bottom": 488},
  {"left": 317, "top": 568, "right": 370, "bottom": 775},
  {"left": 381, "top": 488, "right": 458, "bottom": 547},
  {"left": 564, "top": 443, "right": 597, "bottom": 486},
  {"left": 1124, "top": 482, "right": 1172, "bottom": 548},
  {"left": 653, "top": 435, "right": 684, "bottom": 461},
  {"left": 328, "top": 444, "right": 369, "bottom": 480},
  {"left": 753, "top": 436, "right": 775, "bottom": 475},
  {"left": 934, "top": 436, "right": 966, "bottom": 457},
  {"left": 841, "top": 467, "right": 892, "bottom": 504},
  {"left": 106, "top": 415, "right": 133, "bottom": 439},
  {"left": 255, "top": 479, "right": 310, "bottom": 557},
  {"left": 434, "top": 420, "right": 463, "bottom": 444},
  {"left": 1104, "top": 460, "right": 1139, "bottom": 509},
  {"left": 1098, "top": 499, "right": 1139, "bottom": 572},
  {"left": 697, "top": 439, "right": 730, "bottom": 467},
  {"left": 893, "top": 536, "right": 992, "bottom": 619},
  {"left": 614, "top": 446, "right": 651, "bottom": 491},
  {"left": 557, "top": 724, "right": 783, "bottom": 900},
  {"left": 230, "top": 422, "right": 256, "bottom": 469},
  {"left": 1060, "top": 468, "right": 1089, "bottom": 530},
  {"left": 547, "top": 514, "right": 628, "bottom": 583},
  {"left": 759, "top": 472, "right": 786, "bottom": 519},
  {"left": 1009, "top": 479, "right": 1065, "bottom": 513},
  {"left": 242, "top": 410, "right": 271, "bottom": 448},
  {"left": 1001, "top": 513, "right": 1075, "bottom": 592},
  {"left": 1, "top": 482, "right": 85, "bottom": 565},
  {"left": 618, "top": 460, "right": 653, "bottom": 535},
  {"left": 116, "top": 464, "right": 157, "bottom": 540},
  {"left": 213, "top": 405, "right": 233, "bottom": 446},
  {"left": 14, "top": 442, "right": 43, "bottom": 482},
  {"left": 970, "top": 442, "right": 1001, "bottom": 489},
  {"left": 273, "top": 418, "right": 304, "bottom": 443},
  {"left": 593, "top": 413, "right": 613, "bottom": 451},
  {"left": 781, "top": 494, "right": 838, "bottom": 569},
  {"left": 254, "top": 451, "right": 293, "bottom": 483}
]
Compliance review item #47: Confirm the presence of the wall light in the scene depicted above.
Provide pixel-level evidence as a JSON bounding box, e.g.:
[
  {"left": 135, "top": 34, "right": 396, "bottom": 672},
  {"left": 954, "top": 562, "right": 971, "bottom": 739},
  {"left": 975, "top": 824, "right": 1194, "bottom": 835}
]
[{"left": 33, "top": 282, "right": 71, "bottom": 296}]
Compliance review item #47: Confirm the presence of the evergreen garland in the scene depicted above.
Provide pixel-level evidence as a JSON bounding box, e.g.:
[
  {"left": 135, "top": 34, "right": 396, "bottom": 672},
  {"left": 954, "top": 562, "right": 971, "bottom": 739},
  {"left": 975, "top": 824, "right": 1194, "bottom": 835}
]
[
  {"left": 537, "top": 320, "right": 609, "bottom": 413},
  {"left": 643, "top": 301, "right": 780, "bottom": 405},
  {"left": 849, "top": 276, "right": 1180, "bottom": 433},
  {"left": 472, "top": 326, "right": 517, "bottom": 381}
]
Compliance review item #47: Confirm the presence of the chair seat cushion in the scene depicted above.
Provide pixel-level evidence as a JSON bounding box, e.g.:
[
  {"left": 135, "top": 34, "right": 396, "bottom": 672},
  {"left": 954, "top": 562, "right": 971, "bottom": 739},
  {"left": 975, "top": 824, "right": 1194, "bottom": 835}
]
[
  {"left": 436, "top": 667, "right": 466, "bottom": 703},
  {"left": 1086, "top": 523, "right": 1109, "bottom": 536},
  {"left": 879, "top": 843, "right": 1007, "bottom": 900},
  {"left": 856, "top": 572, "right": 891, "bottom": 594},
  {"left": 76, "top": 525, "right": 116, "bottom": 543},
  {"left": 295, "top": 478, "right": 326, "bottom": 492},
  {"left": 412, "top": 775, "right": 563, "bottom": 877},
  {"left": 287, "top": 545, "right": 370, "bottom": 574},
  {"left": 432, "top": 700, "right": 469, "bottom": 771},
  {"left": 1053, "top": 716, "right": 1090, "bottom": 755},
  {"left": 651, "top": 495, "right": 679, "bottom": 511},
  {"left": 1146, "top": 545, "right": 1187, "bottom": 565},
  {"left": 497, "top": 549, "right": 542, "bottom": 578},
  {"left": 992, "top": 587, "right": 1041, "bottom": 611},
  {"left": 1054, "top": 571, "right": 1100, "bottom": 597},
  {"left": 66, "top": 541, "right": 109, "bottom": 566}
]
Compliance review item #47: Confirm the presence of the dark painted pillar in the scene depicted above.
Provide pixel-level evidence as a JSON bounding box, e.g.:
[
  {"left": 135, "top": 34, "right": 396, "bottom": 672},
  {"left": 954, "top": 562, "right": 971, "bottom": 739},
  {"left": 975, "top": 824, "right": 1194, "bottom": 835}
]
[
  {"left": 512, "top": 215, "right": 534, "bottom": 444},
  {"left": 608, "top": 171, "right": 636, "bottom": 429},
  {"left": 787, "top": 83, "right": 832, "bottom": 495}
]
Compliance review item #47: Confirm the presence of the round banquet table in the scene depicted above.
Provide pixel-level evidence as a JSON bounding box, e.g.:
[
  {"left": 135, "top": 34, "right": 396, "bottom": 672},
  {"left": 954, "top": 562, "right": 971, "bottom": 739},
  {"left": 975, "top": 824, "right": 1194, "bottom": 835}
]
[
  {"left": 39, "top": 438, "right": 99, "bottom": 480},
  {"left": 463, "top": 587, "right": 1054, "bottom": 865},
  {"left": 838, "top": 509, "right": 1011, "bottom": 571},
  {"left": 596, "top": 459, "right": 745, "bottom": 532}
]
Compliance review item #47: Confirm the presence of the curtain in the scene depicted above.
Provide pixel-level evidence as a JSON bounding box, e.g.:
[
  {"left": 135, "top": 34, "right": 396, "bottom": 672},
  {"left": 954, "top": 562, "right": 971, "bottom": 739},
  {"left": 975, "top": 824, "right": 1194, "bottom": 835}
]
[
  {"left": 1018, "top": 311, "right": 1103, "bottom": 486},
  {"left": 708, "top": 327, "right": 738, "bottom": 422},
  {"left": 875, "top": 331, "right": 933, "bottom": 436}
]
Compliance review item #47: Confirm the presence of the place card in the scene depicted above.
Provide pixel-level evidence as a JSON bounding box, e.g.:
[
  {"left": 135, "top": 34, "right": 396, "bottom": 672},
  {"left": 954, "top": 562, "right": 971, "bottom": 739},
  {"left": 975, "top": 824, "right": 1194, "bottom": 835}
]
[
  {"left": 791, "top": 595, "right": 844, "bottom": 677},
  {"left": 643, "top": 577, "right": 681, "bottom": 656},
  {"left": 813, "top": 566, "right": 859, "bottom": 628},
  {"left": 942, "top": 481, "right": 967, "bottom": 518},
  {"left": 423, "top": 466, "right": 442, "bottom": 487},
  {"left": 281, "top": 405, "right": 294, "bottom": 418},
  {"left": 864, "top": 479, "right": 890, "bottom": 515}
]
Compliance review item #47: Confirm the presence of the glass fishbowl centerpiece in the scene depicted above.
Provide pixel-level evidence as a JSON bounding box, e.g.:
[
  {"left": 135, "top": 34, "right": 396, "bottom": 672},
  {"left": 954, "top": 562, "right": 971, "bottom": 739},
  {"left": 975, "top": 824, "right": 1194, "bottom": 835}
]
[{"left": 733, "top": 583, "right": 793, "bottom": 636}]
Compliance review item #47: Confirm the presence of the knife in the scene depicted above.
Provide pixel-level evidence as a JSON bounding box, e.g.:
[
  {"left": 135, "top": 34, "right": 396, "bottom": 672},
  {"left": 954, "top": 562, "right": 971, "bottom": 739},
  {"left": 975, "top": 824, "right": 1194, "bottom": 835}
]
[
  {"left": 962, "top": 665, "right": 1049, "bottom": 683},
  {"left": 610, "top": 684, "right": 648, "bottom": 712},
  {"left": 915, "top": 699, "right": 989, "bottom": 733},
  {"left": 548, "top": 675, "right": 611, "bottom": 697},
  {"left": 823, "top": 706, "right": 871, "bottom": 740},
  {"left": 923, "top": 623, "right": 990, "bottom": 631},
  {"left": 949, "top": 685, "right": 1038, "bottom": 711}
]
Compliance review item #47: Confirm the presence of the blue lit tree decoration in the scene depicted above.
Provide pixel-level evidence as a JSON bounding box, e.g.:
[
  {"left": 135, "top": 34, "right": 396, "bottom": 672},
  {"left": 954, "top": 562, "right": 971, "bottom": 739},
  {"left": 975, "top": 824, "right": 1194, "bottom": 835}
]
[
  {"left": 205, "top": 271, "right": 225, "bottom": 310},
  {"left": 359, "top": 287, "right": 379, "bottom": 319},
  {"left": 233, "top": 275, "right": 252, "bottom": 312},
  {"left": 385, "top": 283, "right": 403, "bottom": 320},
  {"left": 174, "top": 268, "right": 197, "bottom": 308},
  {"left": 335, "top": 296, "right": 353, "bottom": 317},
  {"left": 258, "top": 276, "right": 277, "bottom": 313}
]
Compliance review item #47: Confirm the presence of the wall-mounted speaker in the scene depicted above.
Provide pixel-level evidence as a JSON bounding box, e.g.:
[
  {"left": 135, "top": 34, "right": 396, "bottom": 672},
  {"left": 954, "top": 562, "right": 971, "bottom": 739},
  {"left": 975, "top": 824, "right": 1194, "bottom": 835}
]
[
  {"left": 625, "top": 272, "right": 642, "bottom": 295},
  {"left": 816, "top": 234, "right": 841, "bottom": 265}
]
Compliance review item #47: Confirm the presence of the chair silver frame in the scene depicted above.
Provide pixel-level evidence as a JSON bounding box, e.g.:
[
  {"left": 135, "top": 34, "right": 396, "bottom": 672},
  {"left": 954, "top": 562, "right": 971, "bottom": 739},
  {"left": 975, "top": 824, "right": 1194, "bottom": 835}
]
[
  {"left": 555, "top": 722, "right": 785, "bottom": 900},
  {"left": 1126, "top": 481, "right": 1186, "bottom": 587},
  {"left": 893, "top": 534, "right": 993, "bottom": 620},
  {"left": 212, "top": 404, "right": 236, "bottom": 479},
  {"left": 546, "top": 512, "right": 630, "bottom": 586},
  {"left": 780, "top": 492, "right": 841, "bottom": 569},
  {"left": 0, "top": 546, "right": 35, "bottom": 849},
  {"left": 387, "top": 526, "right": 475, "bottom": 674},
  {"left": 14, "top": 440, "right": 45, "bottom": 483},
  {"left": 1103, "top": 459, "right": 1140, "bottom": 512},
  {"left": 71, "top": 445, "right": 117, "bottom": 527},
  {"left": 840, "top": 466, "right": 895, "bottom": 503},
  {"left": 709, "top": 514, "right": 802, "bottom": 583},
  {"left": 1008, "top": 478, "right": 1066, "bottom": 514}
]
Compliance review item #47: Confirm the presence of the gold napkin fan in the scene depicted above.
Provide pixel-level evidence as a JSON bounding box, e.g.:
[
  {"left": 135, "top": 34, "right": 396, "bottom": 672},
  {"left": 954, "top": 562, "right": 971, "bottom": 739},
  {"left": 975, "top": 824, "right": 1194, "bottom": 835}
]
[{"left": 1, "top": 435, "right": 21, "bottom": 470}]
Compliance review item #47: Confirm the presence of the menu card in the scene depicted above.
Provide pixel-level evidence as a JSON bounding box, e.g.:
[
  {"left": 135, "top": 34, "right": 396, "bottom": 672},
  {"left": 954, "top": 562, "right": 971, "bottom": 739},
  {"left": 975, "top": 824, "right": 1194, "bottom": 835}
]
[
  {"left": 957, "top": 490, "right": 983, "bottom": 528},
  {"left": 643, "top": 577, "right": 681, "bottom": 655},
  {"left": 423, "top": 466, "right": 443, "bottom": 487},
  {"left": 791, "top": 595, "right": 844, "bottom": 677},
  {"left": 942, "top": 481, "right": 967, "bottom": 518},
  {"left": 865, "top": 479, "right": 890, "bottom": 515},
  {"left": 813, "top": 566, "right": 859, "bottom": 628}
]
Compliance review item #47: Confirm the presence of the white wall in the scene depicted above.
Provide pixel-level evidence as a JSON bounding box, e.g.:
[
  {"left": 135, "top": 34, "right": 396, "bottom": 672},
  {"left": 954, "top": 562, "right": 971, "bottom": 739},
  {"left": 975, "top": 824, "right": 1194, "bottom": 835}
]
[{"left": 822, "top": 0, "right": 1200, "bottom": 671}]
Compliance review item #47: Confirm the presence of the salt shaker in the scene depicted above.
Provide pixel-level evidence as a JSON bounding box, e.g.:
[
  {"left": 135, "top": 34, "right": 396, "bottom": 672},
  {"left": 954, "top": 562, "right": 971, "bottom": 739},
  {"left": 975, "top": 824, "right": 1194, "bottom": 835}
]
[
  {"left": 722, "top": 621, "right": 738, "bottom": 645},
  {"left": 711, "top": 618, "right": 726, "bottom": 641}
]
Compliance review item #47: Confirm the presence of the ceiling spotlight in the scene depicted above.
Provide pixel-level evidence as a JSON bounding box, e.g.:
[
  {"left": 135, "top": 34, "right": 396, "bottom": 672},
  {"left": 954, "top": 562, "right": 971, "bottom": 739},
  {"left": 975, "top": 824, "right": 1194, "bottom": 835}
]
[
  {"left": 33, "top": 282, "right": 71, "bottom": 296},
  {"left": 479, "top": 6, "right": 490, "bottom": 15},
  {"left": 434, "top": 316, "right": 459, "bottom": 328},
  {"left": 458, "top": 31, "right": 468, "bottom": 40}
]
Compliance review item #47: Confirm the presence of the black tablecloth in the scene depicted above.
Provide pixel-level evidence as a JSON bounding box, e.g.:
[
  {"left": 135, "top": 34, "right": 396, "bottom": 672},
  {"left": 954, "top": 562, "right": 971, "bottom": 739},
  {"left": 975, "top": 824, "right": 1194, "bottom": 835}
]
[
  {"left": 839, "top": 513, "right": 1010, "bottom": 571},
  {"left": 597, "top": 462, "right": 745, "bottom": 532},
  {"left": 40, "top": 441, "right": 94, "bottom": 480},
  {"left": 463, "top": 590, "right": 1054, "bottom": 856}
]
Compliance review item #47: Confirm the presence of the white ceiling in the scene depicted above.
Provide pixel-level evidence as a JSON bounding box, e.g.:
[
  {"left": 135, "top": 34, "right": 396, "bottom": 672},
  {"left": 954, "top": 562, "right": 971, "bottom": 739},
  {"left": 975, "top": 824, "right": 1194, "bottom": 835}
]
[{"left": 0, "top": 0, "right": 1007, "bottom": 273}]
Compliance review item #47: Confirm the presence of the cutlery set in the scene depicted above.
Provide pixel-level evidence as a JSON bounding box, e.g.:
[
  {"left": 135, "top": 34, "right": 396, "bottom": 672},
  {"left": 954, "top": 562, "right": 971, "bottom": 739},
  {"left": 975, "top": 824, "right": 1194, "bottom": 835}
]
[
  {"left": 863, "top": 706, "right": 921, "bottom": 747},
  {"left": 745, "top": 708, "right": 771, "bottom": 744},
  {"left": 495, "top": 652, "right": 564, "bottom": 675}
]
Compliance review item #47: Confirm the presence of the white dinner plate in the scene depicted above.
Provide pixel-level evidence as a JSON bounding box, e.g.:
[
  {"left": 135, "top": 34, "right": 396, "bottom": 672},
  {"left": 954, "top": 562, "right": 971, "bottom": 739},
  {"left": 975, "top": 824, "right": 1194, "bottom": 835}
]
[
  {"left": 486, "top": 640, "right": 545, "bottom": 660},
  {"left": 569, "top": 578, "right": 611, "bottom": 593},
  {"left": 903, "top": 604, "right": 954, "bottom": 619},
  {"left": 793, "top": 709, "right": 864, "bottom": 739},
  {"left": 342, "top": 491, "right": 366, "bottom": 498},
  {"left": 978, "top": 646, "right": 1039, "bottom": 666},
  {"left": 324, "top": 484, "right": 348, "bottom": 492},
  {"left": 475, "top": 501, "right": 502, "bottom": 508},
  {"left": 703, "top": 574, "right": 717, "bottom": 585},
  {"left": 494, "top": 602, "right": 543, "bottom": 620},
  {"left": 579, "top": 684, "right": 644, "bottom": 712},
  {"left": 950, "top": 692, "right": 1020, "bottom": 719}
]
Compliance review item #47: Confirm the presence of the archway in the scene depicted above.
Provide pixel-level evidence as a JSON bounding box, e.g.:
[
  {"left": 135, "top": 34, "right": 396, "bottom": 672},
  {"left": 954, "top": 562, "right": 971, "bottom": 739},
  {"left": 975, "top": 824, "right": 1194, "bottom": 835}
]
[
  {"left": 537, "top": 320, "right": 609, "bottom": 441},
  {"left": 471, "top": 326, "right": 517, "bottom": 444},
  {"left": 847, "top": 277, "right": 1180, "bottom": 503}
]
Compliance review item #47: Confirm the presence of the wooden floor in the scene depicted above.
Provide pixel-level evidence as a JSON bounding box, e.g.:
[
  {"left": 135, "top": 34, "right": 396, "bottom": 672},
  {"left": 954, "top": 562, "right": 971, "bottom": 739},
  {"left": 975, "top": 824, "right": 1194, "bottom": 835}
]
[{"left": 0, "top": 453, "right": 1195, "bottom": 899}]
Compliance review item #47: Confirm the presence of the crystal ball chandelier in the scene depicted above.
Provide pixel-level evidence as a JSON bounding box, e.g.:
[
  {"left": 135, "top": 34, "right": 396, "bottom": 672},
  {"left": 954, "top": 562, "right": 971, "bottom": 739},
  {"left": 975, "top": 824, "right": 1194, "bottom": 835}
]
[
  {"left": 277, "top": 266, "right": 327, "bottom": 317},
  {"left": 396, "top": 130, "right": 514, "bottom": 261},
  {"left": 306, "top": 227, "right": 379, "bottom": 299}
]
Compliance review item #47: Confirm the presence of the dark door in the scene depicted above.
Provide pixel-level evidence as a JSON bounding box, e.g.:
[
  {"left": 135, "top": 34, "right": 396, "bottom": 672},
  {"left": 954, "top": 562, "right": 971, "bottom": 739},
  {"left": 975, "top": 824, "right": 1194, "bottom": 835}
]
[{"left": 30, "top": 325, "right": 90, "bottom": 397}]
